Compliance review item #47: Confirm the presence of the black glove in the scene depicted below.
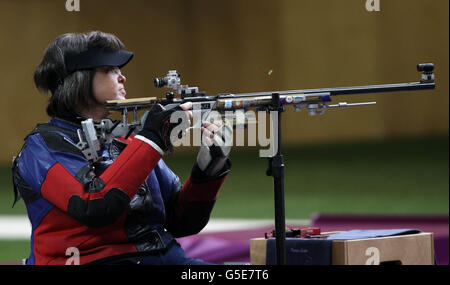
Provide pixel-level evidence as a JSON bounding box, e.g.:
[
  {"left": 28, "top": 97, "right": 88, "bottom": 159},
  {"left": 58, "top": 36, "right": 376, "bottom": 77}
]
[{"left": 138, "top": 104, "right": 189, "bottom": 153}]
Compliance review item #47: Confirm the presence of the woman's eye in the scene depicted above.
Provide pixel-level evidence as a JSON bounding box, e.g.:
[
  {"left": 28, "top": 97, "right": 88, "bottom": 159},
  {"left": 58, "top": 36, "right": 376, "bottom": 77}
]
[{"left": 110, "top": 67, "right": 121, "bottom": 75}]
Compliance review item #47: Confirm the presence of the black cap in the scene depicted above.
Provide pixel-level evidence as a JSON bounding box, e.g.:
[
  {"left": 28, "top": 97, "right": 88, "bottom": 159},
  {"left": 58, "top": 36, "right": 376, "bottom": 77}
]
[{"left": 65, "top": 47, "right": 134, "bottom": 74}]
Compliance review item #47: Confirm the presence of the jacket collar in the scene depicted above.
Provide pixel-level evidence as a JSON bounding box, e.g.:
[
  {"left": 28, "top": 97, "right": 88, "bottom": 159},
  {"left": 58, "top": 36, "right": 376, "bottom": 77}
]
[{"left": 49, "top": 117, "right": 85, "bottom": 132}]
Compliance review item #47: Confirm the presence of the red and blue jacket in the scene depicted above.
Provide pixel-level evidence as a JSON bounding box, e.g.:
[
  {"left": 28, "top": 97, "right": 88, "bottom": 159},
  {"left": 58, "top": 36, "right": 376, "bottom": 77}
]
[{"left": 12, "top": 117, "right": 230, "bottom": 265}]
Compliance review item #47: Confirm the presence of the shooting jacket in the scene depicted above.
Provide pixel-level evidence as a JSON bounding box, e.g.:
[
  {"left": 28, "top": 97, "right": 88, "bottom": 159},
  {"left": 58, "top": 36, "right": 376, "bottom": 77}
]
[{"left": 12, "top": 117, "right": 230, "bottom": 265}]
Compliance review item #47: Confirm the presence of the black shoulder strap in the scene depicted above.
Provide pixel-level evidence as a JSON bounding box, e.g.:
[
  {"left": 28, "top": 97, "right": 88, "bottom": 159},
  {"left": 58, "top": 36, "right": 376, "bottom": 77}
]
[
  {"left": 29, "top": 122, "right": 79, "bottom": 141},
  {"left": 29, "top": 122, "right": 84, "bottom": 157},
  {"left": 11, "top": 147, "right": 24, "bottom": 207}
]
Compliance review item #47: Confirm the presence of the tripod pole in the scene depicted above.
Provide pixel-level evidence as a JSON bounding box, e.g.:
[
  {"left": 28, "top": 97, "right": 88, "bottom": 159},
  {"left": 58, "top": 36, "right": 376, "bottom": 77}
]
[{"left": 267, "top": 93, "right": 286, "bottom": 265}]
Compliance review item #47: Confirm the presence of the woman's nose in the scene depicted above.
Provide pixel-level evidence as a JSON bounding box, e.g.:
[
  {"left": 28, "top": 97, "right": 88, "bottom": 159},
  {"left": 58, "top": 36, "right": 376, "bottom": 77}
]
[{"left": 118, "top": 73, "right": 126, "bottom": 83}]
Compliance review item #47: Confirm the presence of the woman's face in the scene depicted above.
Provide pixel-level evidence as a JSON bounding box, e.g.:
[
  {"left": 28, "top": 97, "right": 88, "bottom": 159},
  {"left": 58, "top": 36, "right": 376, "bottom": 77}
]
[{"left": 92, "top": 66, "right": 127, "bottom": 103}]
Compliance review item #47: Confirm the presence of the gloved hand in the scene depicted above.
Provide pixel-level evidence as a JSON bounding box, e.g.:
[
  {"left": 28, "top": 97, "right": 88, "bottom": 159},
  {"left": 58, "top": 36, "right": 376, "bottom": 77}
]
[
  {"left": 138, "top": 103, "right": 191, "bottom": 154},
  {"left": 196, "top": 119, "right": 232, "bottom": 177}
]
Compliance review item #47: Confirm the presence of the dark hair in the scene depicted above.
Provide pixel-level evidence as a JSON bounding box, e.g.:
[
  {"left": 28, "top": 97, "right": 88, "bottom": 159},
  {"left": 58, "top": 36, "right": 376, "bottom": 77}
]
[{"left": 34, "top": 31, "right": 125, "bottom": 119}]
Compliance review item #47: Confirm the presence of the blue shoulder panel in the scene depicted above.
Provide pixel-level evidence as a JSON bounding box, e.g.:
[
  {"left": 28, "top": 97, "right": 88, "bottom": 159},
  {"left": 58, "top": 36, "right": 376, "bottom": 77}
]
[
  {"left": 154, "top": 159, "right": 181, "bottom": 203},
  {"left": 18, "top": 134, "right": 57, "bottom": 193},
  {"left": 17, "top": 134, "right": 58, "bottom": 243}
]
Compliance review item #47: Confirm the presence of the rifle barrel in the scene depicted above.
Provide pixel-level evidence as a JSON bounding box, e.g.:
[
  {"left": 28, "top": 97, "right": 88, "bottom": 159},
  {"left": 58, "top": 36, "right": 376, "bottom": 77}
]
[{"left": 219, "top": 81, "right": 435, "bottom": 99}]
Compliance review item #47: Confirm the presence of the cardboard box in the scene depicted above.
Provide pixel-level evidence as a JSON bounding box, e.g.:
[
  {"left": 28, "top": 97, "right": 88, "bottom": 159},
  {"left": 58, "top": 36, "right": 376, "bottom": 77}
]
[{"left": 250, "top": 232, "right": 434, "bottom": 265}]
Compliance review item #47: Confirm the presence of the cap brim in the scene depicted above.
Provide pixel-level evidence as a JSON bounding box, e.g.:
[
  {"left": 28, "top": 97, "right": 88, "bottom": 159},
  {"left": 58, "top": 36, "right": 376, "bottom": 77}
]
[
  {"left": 66, "top": 48, "right": 134, "bottom": 73},
  {"left": 99, "top": 49, "right": 134, "bottom": 69}
]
